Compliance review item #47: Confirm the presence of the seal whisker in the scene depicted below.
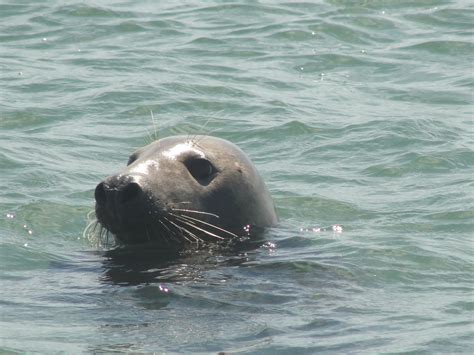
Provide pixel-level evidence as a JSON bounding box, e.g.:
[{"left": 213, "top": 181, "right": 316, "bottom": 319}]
[
  {"left": 172, "top": 213, "right": 238, "bottom": 239},
  {"left": 144, "top": 109, "right": 159, "bottom": 145},
  {"left": 158, "top": 219, "right": 173, "bottom": 244},
  {"left": 162, "top": 220, "right": 178, "bottom": 245},
  {"left": 150, "top": 109, "right": 159, "bottom": 141},
  {"left": 171, "top": 208, "right": 220, "bottom": 219},
  {"left": 166, "top": 214, "right": 209, "bottom": 243},
  {"left": 83, "top": 219, "right": 98, "bottom": 240},
  {"left": 174, "top": 223, "right": 204, "bottom": 244},
  {"left": 84, "top": 218, "right": 113, "bottom": 249},
  {"left": 170, "top": 214, "right": 226, "bottom": 240},
  {"left": 172, "top": 219, "right": 218, "bottom": 242},
  {"left": 164, "top": 217, "right": 197, "bottom": 243},
  {"left": 159, "top": 219, "right": 178, "bottom": 244},
  {"left": 86, "top": 210, "right": 97, "bottom": 221},
  {"left": 189, "top": 116, "right": 215, "bottom": 144},
  {"left": 193, "top": 129, "right": 223, "bottom": 147}
]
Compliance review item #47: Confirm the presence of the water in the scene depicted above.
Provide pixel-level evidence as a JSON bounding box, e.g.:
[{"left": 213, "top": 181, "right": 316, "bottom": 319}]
[{"left": 1, "top": 0, "right": 473, "bottom": 353}]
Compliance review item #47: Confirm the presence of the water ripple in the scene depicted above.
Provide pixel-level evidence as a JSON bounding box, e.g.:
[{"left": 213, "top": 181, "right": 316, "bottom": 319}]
[{"left": 1, "top": 0, "right": 472, "bottom": 353}]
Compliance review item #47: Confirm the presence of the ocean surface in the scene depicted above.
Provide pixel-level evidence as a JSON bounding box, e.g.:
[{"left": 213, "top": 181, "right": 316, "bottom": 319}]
[{"left": 1, "top": 0, "right": 473, "bottom": 353}]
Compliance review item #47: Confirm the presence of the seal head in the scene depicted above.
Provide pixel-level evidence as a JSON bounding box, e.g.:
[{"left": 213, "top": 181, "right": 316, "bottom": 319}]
[{"left": 94, "top": 135, "right": 277, "bottom": 245}]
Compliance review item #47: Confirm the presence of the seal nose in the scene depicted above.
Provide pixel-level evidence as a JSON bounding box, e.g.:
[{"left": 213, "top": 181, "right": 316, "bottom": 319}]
[{"left": 95, "top": 176, "right": 142, "bottom": 207}]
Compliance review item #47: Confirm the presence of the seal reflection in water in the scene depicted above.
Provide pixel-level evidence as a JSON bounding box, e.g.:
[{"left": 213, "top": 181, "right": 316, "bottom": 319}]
[{"left": 94, "top": 135, "right": 277, "bottom": 246}]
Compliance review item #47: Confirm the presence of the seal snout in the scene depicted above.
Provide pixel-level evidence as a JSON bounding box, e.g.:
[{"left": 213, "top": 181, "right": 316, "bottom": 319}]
[
  {"left": 95, "top": 175, "right": 143, "bottom": 208},
  {"left": 94, "top": 174, "right": 153, "bottom": 241}
]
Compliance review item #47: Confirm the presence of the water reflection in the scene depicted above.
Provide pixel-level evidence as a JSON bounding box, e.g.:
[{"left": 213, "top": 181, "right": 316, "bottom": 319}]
[{"left": 99, "top": 237, "right": 265, "bottom": 286}]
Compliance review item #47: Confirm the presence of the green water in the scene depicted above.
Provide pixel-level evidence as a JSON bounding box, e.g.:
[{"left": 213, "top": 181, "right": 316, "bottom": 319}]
[{"left": 1, "top": 1, "right": 473, "bottom": 353}]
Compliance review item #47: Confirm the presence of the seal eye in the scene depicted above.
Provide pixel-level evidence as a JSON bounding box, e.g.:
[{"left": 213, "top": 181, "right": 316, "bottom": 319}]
[
  {"left": 127, "top": 154, "right": 138, "bottom": 166},
  {"left": 185, "top": 158, "right": 216, "bottom": 183}
]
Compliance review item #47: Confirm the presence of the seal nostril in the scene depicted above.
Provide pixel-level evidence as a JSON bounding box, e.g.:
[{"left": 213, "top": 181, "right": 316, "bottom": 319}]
[
  {"left": 95, "top": 182, "right": 107, "bottom": 205},
  {"left": 119, "top": 182, "right": 141, "bottom": 204}
]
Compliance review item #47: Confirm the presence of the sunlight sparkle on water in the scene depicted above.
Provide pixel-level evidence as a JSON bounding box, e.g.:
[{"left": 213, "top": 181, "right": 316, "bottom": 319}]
[{"left": 159, "top": 284, "right": 170, "bottom": 293}]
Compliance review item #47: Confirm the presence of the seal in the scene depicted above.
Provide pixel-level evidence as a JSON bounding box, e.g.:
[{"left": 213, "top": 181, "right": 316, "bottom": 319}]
[{"left": 94, "top": 135, "right": 277, "bottom": 245}]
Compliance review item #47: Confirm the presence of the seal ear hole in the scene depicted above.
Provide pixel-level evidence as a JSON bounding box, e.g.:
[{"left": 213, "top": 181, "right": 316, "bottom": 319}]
[{"left": 184, "top": 158, "right": 216, "bottom": 184}]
